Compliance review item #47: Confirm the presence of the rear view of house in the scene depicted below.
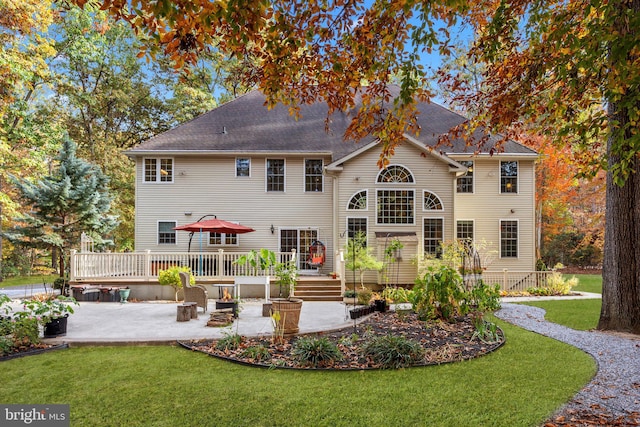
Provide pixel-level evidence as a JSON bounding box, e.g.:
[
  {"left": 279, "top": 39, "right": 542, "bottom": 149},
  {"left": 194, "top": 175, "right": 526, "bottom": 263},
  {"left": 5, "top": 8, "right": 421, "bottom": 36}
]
[{"left": 126, "top": 86, "right": 537, "bottom": 282}]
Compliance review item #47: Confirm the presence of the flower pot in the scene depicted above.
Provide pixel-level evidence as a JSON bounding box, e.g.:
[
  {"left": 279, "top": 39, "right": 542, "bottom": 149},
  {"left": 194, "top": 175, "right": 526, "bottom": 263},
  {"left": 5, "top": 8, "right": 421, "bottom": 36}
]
[
  {"left": 43, "top": 315, "right": 68, "bottom": 338},
  {"left": 119, "top": 288, "right": 130, "bottom": 303},
  {"left": 374, "top": 299, "right": 388, "bottom": 312},
  {"left": 270, "top": 298, "right": 303, "bottom": 334}
]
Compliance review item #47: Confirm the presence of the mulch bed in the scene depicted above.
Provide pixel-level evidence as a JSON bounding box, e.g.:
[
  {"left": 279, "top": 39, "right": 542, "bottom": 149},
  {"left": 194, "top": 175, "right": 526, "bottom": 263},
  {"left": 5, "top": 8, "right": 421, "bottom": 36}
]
[{"left": 179, "top": 310, "right": 505, "bottom": 370}]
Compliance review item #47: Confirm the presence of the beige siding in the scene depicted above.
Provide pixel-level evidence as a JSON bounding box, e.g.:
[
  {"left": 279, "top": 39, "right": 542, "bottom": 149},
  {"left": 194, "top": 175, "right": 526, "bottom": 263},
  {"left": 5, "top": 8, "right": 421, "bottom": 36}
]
[
  {"left": 334, "top": 143, "right": 457, "bottom": 285},
  {"left": 135, "top": 154, "right": 336, "bottom": 271},
  {"left": 451, "top": 156, "right": 536, "bottom": 271},
  {"left": 134, "top": 147, "right": 537, "bottom": 285}
]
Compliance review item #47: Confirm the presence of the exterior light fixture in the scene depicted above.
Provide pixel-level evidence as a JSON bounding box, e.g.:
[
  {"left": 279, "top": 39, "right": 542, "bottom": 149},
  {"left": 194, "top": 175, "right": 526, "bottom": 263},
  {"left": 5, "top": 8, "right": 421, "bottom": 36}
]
[{"left": 270, "top": 224, "right": 275, "bottom": 234}]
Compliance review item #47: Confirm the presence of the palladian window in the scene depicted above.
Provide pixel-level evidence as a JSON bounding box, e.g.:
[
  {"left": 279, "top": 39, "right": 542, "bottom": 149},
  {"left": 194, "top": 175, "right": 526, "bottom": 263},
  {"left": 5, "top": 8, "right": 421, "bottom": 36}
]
[{"left": 377, "top": 165, "right": 414, "bottom": 183}]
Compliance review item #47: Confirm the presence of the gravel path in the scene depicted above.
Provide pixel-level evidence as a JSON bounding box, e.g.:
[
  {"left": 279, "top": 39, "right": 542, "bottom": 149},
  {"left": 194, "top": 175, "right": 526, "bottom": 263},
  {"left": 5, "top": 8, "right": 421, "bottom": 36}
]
[{"left": 495, "top": 303, "right": 640, "bottom": 425}]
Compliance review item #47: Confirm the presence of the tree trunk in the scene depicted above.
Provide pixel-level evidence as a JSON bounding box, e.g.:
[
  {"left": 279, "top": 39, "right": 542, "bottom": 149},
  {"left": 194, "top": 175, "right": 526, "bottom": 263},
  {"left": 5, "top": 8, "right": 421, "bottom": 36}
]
[
  {"left": 600, "top": 160, "right": 640, "bottom": 334},
  {"left": 598, "top": 0, "right": 640, "bottom": 334}
]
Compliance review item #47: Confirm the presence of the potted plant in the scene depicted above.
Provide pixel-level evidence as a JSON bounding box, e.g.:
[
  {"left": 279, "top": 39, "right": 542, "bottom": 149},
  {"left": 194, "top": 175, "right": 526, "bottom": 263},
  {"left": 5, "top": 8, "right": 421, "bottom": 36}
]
[
  {"left": 371, "top": 292, "right": 389, "bottom": 312},
  {"left": 270, "top": 258, "right": 303, "bottom": 334},
  {"left": 233, "top": 249, "right": 276, "bottom": 316},
  {"left": 343, "top": 289, "right": 357, "bottom": 304},
  {"left": 22, "top": 294, "right": 79, "bottom": 338},
  {"left": 158, "top": 266, "right": 194, "bottom": 301}
]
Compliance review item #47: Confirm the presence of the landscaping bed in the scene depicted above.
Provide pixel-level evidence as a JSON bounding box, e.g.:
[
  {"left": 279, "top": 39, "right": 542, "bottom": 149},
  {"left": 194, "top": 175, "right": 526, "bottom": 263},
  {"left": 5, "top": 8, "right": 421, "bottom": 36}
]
[{"left": 179, "top": 310, "right": 505, "bottom": 370}]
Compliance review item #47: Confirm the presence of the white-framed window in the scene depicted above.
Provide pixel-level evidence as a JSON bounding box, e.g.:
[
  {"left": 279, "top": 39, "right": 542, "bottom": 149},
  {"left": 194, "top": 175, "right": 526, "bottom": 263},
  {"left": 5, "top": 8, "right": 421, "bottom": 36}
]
[
  {"left": 158, "top": 221, "right": 177, "bottom": 244},
  {"left": 423, "top": 218, "right": 443, "bottom": 258},
  {"left": 304, "top": 159, "right": 323, "bottom": 192},
  {"left": 457, "top": 160, "right": 474, "bottom": 193},
  {"left": 266, "top": 158, "right": 285, "bottom": 192},
  {"left": 347, "top": 190, "right": 368, "bottom": 210},
  {"left": 500, "top": 161, "right": 518, "bottom": 193},
  {"left": 209, "top": 232, "right": 238, "bottom": 246},
  {"left": 377, "top": 189, "right": 414, "bottom": 224},
  {"left": 347, "top": 217, "right": 368, "bottom": 245},
  {"left": 456, "top": 220, "right": 474, "bottom": 241},
  {"left": 423, "top": 191, "right": 443, "bottom": 211},
  {"left": 377, "top": 165, "right": 414, "bottom": 183},
  {"left": 500, "top": 220, "right": 518, "bottom": 258},
  {"left": 236, "top": 158, "right": 250, "bottom": 177},
  {"left": 144, "top": 158, "right": 174, "bottom": 183}
]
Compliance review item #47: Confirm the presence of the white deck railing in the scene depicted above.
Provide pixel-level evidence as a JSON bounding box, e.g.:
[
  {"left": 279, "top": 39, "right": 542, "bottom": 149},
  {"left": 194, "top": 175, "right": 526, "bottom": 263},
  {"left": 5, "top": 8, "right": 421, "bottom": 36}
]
[
  {"left": 70, "top": 249, "right": 296, "bottom": 281},
  {"left": 482, "top": 270, "right": 555, "bottom": 292}
]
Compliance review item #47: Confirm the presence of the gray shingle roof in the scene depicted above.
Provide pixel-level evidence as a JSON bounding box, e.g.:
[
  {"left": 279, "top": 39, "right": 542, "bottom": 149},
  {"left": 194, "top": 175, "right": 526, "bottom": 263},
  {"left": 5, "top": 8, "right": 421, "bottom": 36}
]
[{"left": 126, "top": 86, "right": 537, "bottom": 160}]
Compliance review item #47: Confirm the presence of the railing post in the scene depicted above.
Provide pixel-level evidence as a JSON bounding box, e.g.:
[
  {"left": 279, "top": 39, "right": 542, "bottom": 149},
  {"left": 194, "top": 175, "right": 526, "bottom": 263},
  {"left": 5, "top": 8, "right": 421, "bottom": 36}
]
[
  {"left": 144, "top": 250, "right": 151, "bottom": 278},
  {"left": 218, "top": 248, "right": 224, "bottom": 278},
  {"left": 70, "top": 250, "right": 77, "bottom": 281},
  {"left": 338, "top": 249, "right": 345, "bottom": 295},
  {"left": 502, "top": 268, "right": 508, "bottom": 291}
]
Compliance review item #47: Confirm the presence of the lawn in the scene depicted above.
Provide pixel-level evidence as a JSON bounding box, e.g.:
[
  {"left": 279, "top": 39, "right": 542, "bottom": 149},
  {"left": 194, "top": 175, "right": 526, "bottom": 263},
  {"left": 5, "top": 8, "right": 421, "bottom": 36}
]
[
  {"left": 0, "top": 319, "right": 595, "bottom": 427},
  {"left": 566, "top": 273, "right": 602, "bottom": 294},
  {"left": 520, "top": 274, "right": 602, "bottom": 331},
  {"left": 0, "top": 275, "right": 59, "bottom": 289},
  {"left": 519, "top": 299, "right": 602, "bottom": 331}
]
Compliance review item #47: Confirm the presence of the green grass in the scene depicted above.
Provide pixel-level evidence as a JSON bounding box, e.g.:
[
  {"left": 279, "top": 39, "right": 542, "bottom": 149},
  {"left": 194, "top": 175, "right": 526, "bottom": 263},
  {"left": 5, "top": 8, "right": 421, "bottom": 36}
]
[
  {"left": 520, "top": 299, "right": 601, "bottom": 331},
  {"left": 565, "top": 273, "right": 602, "bottom": 294},
  {"left": 0, "top": 320, "right": 596, "bottom": 427},
  {"left": 0, "top": 275, "right": 59, "bottom": 289}
]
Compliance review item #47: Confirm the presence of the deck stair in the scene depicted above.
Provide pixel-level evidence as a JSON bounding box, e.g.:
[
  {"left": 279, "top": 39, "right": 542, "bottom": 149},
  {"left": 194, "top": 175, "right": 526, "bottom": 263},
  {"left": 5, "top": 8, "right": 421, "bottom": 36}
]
[{"left": 293, "top": 277, "right": 342, "bottom": 301}]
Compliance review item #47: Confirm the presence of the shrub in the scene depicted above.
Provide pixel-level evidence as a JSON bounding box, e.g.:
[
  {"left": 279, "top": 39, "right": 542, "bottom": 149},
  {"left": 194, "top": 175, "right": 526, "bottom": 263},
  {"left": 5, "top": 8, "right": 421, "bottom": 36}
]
[
  {"left": 343, "top": 289, "right": 357, "bottom": 298},
  {"left": 381, "top": 286, "right": 411, "bottom": 303},
  {"left": 215, "top": 333, "right": 243, "bottom": 351},
  {"left": 527, "top": 272, "right": 578, "bottom": 296},
  {"left": 467, "top": 280, "right": 501, "bottom": 312},
  {"left": 241, "top": 345, "right": 271, "bottom": 362},
  {"left": 356, "top": 288, "right": 373, "bottom": 306},
  {"left": 361, "top": 335, "right": 425, "bottom": 369},
  {"left": 158, "top": 266, "right": 194, "bottom": 301},
  {"left": 292, "top": 337, "right": 342, "bottom": 367},
  {"left": 410, "top": 265, "right": 468, "bottom": 321}
]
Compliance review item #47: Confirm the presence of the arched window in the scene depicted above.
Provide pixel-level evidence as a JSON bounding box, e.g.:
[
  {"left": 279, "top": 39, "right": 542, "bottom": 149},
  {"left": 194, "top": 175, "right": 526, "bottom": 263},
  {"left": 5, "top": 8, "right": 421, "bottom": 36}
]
[
  {"left": 377, "top": 165, "right": 414, "bottom": 183},
  {"left": 347, "top": 190, "right": 367, "bottom": 210},
  {"left": 423, "top": 191, "right": 443, "bottom": 210}
]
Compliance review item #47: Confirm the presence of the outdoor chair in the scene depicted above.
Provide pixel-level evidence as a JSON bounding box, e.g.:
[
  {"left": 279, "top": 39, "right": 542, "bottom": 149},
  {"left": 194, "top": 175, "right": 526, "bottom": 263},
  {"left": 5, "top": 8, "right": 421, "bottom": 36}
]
[{"left": 179, "top": 272, "right": 208, "bottom": 313}]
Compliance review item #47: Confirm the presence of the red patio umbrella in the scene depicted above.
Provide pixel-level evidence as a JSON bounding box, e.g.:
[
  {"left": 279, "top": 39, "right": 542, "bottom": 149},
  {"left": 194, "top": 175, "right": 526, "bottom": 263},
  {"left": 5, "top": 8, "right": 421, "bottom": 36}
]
[
  {"left": 173, "top": 218, "right": 256, "bottom": 235},
  {"left": 174, "top": 218, "right": 256, "bottom": 274}
]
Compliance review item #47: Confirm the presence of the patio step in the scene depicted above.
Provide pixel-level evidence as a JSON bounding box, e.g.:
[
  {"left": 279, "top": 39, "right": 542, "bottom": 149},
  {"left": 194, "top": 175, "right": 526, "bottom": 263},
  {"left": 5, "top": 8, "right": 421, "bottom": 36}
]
[{"left": 294, "top": 281, "right": 342, "bottom": 302}]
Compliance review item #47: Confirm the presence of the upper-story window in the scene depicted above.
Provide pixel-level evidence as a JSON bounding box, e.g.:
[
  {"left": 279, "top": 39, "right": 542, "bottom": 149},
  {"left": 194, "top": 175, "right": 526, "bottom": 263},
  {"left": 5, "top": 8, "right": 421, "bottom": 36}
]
[
  {"left": 347, "top": 190, "right": 368, "bottom": 210},
  {"left": 457, "top": 160, "right": 474, "bottom": 193},
  {"left": 158, "top": 221, "right": 177, "bottom": 244},
  {"left": 144, "top": 158, "right": 173, "bottom": 183},
  {"left": 500, "top": 161, "right": 518, "bottom": 193},
  {"left": 236, "top": 158, "right": 250, "bottom": 177},
  {"left": 305, "top": 159, "right": 323, "bottom": 192},
  {"left": 266, "top": 159, "right": 285, "bottom": 192},
  {"left": 423, "top": 191, "right": 443, "bottom": 210},
  {"left": 377, "top": 165, "right": 414, "bottom": 183}
]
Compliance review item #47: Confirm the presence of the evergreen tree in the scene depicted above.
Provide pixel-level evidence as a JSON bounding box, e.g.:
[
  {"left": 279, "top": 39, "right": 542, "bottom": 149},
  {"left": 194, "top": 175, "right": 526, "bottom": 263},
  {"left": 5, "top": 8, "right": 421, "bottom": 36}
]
[{"left": 4, "top": 137, "right": 118, "bottom": 277}]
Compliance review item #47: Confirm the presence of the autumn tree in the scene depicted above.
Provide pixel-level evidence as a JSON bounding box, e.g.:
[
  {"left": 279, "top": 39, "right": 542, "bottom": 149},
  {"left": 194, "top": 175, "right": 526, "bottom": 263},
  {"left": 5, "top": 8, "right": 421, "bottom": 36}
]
[{"left": 71, "top": 0, "right": 640, "bottom": 333}]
